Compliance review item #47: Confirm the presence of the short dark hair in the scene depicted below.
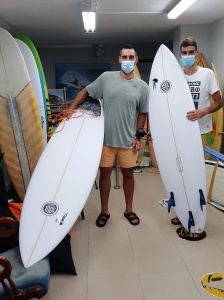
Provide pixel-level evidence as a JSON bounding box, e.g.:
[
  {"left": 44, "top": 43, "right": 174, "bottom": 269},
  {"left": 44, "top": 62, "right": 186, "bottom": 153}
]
[
  {"left": 120, "top": 44, "right": 137, "bottom": 56},
  {"left": 180, "top": 37, "right": 198, "bottom": 52}
]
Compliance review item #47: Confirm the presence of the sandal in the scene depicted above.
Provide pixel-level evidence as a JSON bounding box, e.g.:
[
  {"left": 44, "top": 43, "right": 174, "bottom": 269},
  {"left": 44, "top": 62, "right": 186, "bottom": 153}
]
[
  {"left": 176, "top": 227, "right": 206, "bottom": 241},
  {"left": 124, "top": 212, "right": 140, "bottom": 225},
  {"left": 96, "top": 213, "right": 110, "bottom": 227},
  {"left": 171, "top": 217, "right": 181, "bottom": 225}
]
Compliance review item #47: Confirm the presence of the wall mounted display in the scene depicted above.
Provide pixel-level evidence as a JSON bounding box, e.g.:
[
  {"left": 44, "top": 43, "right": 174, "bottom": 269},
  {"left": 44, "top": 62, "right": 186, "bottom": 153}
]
[
  {"left": 55, "top": 63, "right": 111, "bottom": 101},
  {"left": 48, "top": 88, "right": 66, "bottom": 114}
]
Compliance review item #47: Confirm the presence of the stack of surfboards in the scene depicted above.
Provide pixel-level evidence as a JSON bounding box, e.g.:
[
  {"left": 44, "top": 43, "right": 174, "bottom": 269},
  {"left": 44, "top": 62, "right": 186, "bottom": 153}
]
[
  {"left": 15, "top": 34, "right": 53, "bottom": 140},
  {"left": 0, "top": 27, "right": 45, "bottom": 201},
  {"left": 19, "top": 97, "right": 104, "bottom": 268},
  {"left": 15, "top": 39, "right": 47, "bottom": 147},
  {"left": 148, "top": 44, "right": 207, "bottom": 234}
]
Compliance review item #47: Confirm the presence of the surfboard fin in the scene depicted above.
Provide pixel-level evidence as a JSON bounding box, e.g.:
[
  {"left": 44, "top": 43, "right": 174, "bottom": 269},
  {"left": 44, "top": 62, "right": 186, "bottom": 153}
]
[
  {"left": 199, "top": 189, "right": 206, "bottom": 211},
  {"left": 167, "top": 192, "right": 175, "bottom": 213},
  {"left": 188, "top": 211, "right": 195, "bottom": 232}
]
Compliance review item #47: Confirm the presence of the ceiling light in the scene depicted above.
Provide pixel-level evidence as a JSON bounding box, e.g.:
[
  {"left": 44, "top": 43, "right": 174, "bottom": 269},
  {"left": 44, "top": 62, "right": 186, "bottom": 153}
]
[
  {"left": 80, "top": 0, "right": 97, "bottom": 33},
  {"left": 167, "top": 0, "right": 198, "bottom": 19}
]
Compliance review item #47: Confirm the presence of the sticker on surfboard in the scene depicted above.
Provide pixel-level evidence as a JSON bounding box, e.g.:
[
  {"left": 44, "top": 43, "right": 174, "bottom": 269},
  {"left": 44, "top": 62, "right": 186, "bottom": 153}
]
[
  {"left": 160, "top": 80, "right": 172, "bottom": 93},
  {"left": 41, "top": 201, "right": 59, "bottom": 216},
  {"left": 201, "top": 272, "right": 224, "bottom": 298}
]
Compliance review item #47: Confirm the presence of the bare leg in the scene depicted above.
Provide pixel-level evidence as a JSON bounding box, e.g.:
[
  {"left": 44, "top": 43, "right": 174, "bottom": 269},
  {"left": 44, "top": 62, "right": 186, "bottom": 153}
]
[
  {"left": 99, "top": 166, "right": 113, "bottom": 214},
  {"left": 120, "top": 167, "right": 134, "bottom": 213}
]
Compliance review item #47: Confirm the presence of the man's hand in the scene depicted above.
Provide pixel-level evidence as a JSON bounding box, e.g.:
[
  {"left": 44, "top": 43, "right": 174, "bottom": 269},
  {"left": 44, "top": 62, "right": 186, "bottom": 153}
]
[
  {"left": 63, "top": 109, "right": 74, "bottom": 120},
  {"left": 186, "top": 108, "right": 208, "bottom": 121},
  {"left": 132, "top": 138, "right": 141, "bottom": 151}
]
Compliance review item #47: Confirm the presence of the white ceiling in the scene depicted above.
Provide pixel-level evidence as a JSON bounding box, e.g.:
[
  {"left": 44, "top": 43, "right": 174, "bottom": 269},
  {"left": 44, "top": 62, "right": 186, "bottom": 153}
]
[{"left": 0, "top": 0, "right": 223, "bottom": 47}]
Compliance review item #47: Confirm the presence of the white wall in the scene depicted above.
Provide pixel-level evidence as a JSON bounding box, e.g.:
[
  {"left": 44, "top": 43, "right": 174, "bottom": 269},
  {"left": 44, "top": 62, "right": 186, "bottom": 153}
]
[
  {"left": 173, "top": 26, "right": 181, "bottom": 61},
  {"left": 0, "top": 18, "right": 18, "bottom": 36},
  {"left": 211, "top": 17, "right": 224, "bottom": 95},
  {"left": 37, "top": 42, "right": 172, "bottom": 87},
  {"left": 173, "top": 24, "right": 211, "bottom": 63},
  {"left": 172, "top": 20, "right": 224, "bottom": 97}
]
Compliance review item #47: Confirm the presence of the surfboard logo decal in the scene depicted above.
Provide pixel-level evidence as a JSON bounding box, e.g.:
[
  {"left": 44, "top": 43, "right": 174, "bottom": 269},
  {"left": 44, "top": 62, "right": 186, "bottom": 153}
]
[
  {"left": 41, "top": 202, "right": 59, "bottom": 216},
  {"left": 160, "top": 80, "right": 171, "bottom": 93},
  {"left": 152, "top": 78, "right": 158, "bottom": 89},
  {"left": 176, "top": 157, "right": 183, "bottom": 172},
  {"left": 56, "top": 212, "right": 68, "bottom": 225}
]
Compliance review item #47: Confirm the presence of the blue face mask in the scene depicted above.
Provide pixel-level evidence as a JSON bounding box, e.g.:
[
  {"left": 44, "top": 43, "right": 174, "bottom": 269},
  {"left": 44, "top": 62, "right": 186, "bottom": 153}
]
[
  {"left": 121, "top": 61, "right": 135, "bottom": 74},
  {"left": 181, "top": 55, "right": 195, "bottom": 68}
]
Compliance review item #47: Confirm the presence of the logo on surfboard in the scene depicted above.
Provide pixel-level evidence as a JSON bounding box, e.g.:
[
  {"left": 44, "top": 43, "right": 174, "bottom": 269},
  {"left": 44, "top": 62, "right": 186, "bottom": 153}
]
[
  {"left": 41, "top": 202, "right": 59, "bottom": 216},
  {"left": 160, "top": 80, "right": 172, "bottom": 93},
  {"left": 56, "top": 212, "right": 68, "bottom": 225},
  {"left": 153, "top": 78, "right": 158, "bottom": 89},
  {"left": 176, "top": 157, "right": 183, "bottom": 172}
]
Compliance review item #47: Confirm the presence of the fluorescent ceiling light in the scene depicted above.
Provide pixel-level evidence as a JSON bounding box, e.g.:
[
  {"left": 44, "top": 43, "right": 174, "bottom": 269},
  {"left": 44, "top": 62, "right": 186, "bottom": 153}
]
[
  {"left": 82, "top": 11, "right": 96, "bottom": 32},
  {"left": 81, "top": 0, "right": 97, "bottom": 33},
  {"left": 168, "top": 0, "right": 198, "bottom": 19}
]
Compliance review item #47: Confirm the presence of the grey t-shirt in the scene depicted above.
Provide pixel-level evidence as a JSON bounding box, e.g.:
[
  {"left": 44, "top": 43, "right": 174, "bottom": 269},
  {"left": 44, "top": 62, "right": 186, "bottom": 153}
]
[{"left": 86, "top": 71, "right": 149, "bottom": 148}]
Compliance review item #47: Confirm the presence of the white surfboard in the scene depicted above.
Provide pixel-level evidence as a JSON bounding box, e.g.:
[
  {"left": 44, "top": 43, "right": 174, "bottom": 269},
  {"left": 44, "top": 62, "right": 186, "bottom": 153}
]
[
  {"left": 0, "top": 27, "right": 43, "bottom": 201},
  {"left": 19, "top": 97, "right": 104, "bottom": 268},
  {"left": 15, "top": 39, "right": 47, "bottom": 147},
  {"left": 148, "top": 44, "right": 207, "bottom": 233}
]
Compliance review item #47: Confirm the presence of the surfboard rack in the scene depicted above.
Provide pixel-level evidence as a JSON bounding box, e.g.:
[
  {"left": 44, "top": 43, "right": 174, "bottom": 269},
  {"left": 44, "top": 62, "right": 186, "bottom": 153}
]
[
  {"left": 188, "top": 211, "right": 195, "bottom": 232},
  {"left": 199, "top": 189, "right": 206, "bottom": 211},
  {"left": 167, "top": 192, "right": 175, "bottom": 213},
  {"left": 205, "top": 146, "right": 224, "bottom": 162}
]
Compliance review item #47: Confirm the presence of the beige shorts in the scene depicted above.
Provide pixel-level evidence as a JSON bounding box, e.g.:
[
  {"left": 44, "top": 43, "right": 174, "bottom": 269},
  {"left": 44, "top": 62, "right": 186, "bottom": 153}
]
[{"left": 100, "top": 146, "right": 138, "bottom": 168}]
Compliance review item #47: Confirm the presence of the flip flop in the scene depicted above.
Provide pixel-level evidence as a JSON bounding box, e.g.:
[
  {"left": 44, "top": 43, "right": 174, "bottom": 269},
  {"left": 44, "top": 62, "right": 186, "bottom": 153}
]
[
  {"left": 171, "top": 217, "right": 182, "bottom": 225},
  {"left": 96, "top": 213, "right": 110, "bottom": 227},
  {"left": 176, "top": 227, "right": 206, "bottom": 241},
  {"left": 124, "top": 212, "right": 140, "bottom": 225}
]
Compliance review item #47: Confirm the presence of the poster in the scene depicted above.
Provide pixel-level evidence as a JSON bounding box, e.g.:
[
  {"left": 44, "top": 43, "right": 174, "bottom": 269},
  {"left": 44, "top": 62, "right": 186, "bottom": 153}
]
[{"left": 55, "top": 63, "right": 111, "bottom": 102}]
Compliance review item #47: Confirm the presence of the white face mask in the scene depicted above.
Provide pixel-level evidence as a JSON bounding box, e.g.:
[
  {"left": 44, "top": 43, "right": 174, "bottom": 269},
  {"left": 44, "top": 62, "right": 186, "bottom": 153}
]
[{"left": 121, "top": 61, "right": 135, "bottom": 74}]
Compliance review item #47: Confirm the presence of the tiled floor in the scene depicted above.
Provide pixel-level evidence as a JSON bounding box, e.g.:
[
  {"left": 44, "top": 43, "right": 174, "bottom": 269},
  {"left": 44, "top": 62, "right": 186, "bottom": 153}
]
[{"left": 43, "top": 168, "right": 224, "bottom": 300}]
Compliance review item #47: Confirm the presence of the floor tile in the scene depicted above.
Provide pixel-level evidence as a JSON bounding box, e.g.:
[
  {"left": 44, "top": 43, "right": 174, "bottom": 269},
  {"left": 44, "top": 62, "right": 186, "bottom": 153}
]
[
  {"left": 140, "top": 270, "right": 203, "bottom": 300},
  {"left": 88, "top": 246, "right": 138, "bottom": 279},
  {"left": 41, "top": 169, "right": 224, "bottom": 300},
  {"left": 87, "top": 276, "right": 144, "bottom": 300}
]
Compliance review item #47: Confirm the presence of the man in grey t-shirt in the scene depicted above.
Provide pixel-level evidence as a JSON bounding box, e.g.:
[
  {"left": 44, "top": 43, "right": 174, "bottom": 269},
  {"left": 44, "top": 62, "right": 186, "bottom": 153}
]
[{"left": 64, "top": 45, "right": 149, "bottom": 227}]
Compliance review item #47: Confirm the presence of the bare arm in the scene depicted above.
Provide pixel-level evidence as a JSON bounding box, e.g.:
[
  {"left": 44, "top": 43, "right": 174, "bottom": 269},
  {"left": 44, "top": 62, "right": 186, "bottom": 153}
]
[
  {"left": 187, "top": 91, "right": 223, "bottom": 121},
  {"left": 63, "top": 88, "right": 89, "bottom": 119},
  {"left": 132, "top": 112, "right": 147, "bottom": 151}
]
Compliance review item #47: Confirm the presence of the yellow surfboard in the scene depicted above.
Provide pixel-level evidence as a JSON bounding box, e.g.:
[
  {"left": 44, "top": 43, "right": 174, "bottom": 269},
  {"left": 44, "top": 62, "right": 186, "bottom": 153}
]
[
  {"left": 196, "top": 52, "right": 207, "bottom": 67},
  {"left": 207, "top": 63, "right": 223, "bottom": 152}
]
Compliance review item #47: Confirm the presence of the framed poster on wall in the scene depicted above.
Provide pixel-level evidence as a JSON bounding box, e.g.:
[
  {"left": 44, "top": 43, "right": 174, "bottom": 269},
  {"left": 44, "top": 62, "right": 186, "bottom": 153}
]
[
  {"left": 55, "top": 63, "right": 111, "bottom": 102},
  {"left": 48, "top": 88, "right": 66, "bottom": 114}
]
